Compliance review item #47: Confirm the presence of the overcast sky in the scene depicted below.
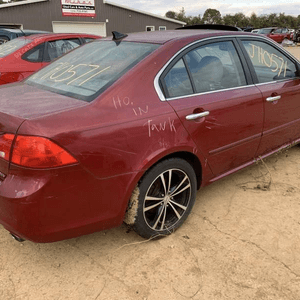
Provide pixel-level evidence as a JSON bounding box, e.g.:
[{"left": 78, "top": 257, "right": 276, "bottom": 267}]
[{"left": 110, "top": 0, "right": 300, "bottom": 18}]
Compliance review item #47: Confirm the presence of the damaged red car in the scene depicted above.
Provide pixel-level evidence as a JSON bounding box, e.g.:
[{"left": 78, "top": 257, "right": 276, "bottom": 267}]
[{"left": 0, "top": 28, "right": 300, "bottom": 243}]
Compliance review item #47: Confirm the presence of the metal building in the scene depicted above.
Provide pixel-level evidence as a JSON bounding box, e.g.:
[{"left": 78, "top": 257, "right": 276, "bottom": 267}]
[{"left": 0, "top": 0, "right": 185, "bottom": 37}]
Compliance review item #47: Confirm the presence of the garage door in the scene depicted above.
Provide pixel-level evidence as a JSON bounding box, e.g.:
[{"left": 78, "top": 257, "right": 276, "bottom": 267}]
[{"left": 52, "top": 22, "right": 106, "bottom": 37}]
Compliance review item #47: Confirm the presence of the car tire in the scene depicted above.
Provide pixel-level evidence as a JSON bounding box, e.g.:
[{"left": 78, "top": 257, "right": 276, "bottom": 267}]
[{"left": 130, "top": 158, "right": 197, "bottom": 239}]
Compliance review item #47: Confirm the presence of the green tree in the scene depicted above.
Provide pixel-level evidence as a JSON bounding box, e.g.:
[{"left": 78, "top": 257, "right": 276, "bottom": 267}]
[
  {"left": 223, "top": 14, "right": 235, "bottom": 26},
  {"left": 188, "top": 15, "right": 203, "bottom": 25},
  {"left": 165, "top": 11, "right": 176, "bottom": 19},
  {"left": 202, "top": 8, "right": 222, "bottom": 24},
  {"left": 232, "top": 13, "right": 248, "bottom": 27},
  {"left": 249, "top": 12, "right": 259, "bottom": 28}
]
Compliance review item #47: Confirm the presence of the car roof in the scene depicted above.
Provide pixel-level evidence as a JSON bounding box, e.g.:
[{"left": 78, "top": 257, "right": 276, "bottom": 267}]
[
  {"left": 20, "top": 32, "right": 101, "bottom": 41},
  {"left": 0, "top": 28, "right": 48, "bottom": 34},
  {"left": 103, "top": 29, "right": 255, "bottom": 44}
]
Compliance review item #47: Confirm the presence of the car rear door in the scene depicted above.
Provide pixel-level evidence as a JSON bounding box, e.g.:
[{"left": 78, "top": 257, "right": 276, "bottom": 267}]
[
  {"left": 270, "top": 28, "right": 283, "bottom": 43},
  {"left": 159, "top": 38, "right": 264, "bottom": 177},
  {"left": 238, "top": 38, "right": 300, "bottom": 156}
]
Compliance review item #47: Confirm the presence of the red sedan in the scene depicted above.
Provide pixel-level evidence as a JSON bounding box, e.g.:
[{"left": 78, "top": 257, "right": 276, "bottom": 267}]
[
  {"left": 0, "top": 28, "right": 299, "bottom": 243},
  {"left": 258, "top": 27, "right": 292, "bottom": 43},
  {"left": 0, "top": 33, "right": 100, "bottom": 85}
]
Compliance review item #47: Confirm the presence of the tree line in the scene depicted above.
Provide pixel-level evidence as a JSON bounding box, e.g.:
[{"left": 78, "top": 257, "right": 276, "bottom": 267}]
[{"left": 166, "top": 8, "right": 300, "bottom": 29}]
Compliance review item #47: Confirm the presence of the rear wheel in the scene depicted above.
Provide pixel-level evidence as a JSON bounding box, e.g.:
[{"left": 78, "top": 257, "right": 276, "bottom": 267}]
[{"left": 131, "top": 158, "right": 197, "bottom": 238}]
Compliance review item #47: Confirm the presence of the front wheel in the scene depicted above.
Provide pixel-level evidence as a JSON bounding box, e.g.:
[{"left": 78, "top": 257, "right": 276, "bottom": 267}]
[{"left": 128, "top": 158, "right": 197, "bottom": 239}]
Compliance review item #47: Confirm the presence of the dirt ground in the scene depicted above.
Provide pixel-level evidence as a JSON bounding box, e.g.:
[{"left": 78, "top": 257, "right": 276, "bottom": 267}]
[{"left": 1, "top": 46, "right": 300, "bottom": 300}]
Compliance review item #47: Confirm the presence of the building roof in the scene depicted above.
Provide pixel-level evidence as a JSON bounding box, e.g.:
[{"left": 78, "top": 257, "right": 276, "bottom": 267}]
[
  {"left": 103, "top": 0, "right": 186, "bottom": 25},
  {"left": 0, "top": 0, "right": 186, "bottom": 26}
]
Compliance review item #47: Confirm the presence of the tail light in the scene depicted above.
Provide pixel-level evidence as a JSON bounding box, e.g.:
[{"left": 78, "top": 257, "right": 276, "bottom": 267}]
[
  {"left": 0, "top": 134, "right": 14, "bottom": 160},
  {"left": 0, "top": 134, "right": 77, "bottom": 168}
]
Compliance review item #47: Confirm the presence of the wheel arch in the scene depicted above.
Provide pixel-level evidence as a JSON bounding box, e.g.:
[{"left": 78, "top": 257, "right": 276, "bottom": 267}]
[
  {"left": 122, "top": 150, "right": 207, "bottom": 226},
  {"left": 145, "top": 151, "right": 203, "bottom": 190}
]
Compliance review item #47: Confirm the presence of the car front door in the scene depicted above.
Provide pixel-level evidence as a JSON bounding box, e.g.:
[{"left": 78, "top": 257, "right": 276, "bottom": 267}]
[
  {"left": 159, "top": 39, "right": 264, "bottom": 177},
  {"left": 239, "top": 38, "right": 300, "bottom": 156}
]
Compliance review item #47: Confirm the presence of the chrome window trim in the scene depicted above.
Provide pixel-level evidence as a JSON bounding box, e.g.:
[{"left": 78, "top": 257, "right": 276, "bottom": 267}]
[
  {"left": 163, "top": 84, "right": 256, "bottom": 101},
  {"left": 154, "top": 34, "right": 300, "bottom": 101},
  {"left": 254, "top": 77, "right": 299, "bottom": 87}
]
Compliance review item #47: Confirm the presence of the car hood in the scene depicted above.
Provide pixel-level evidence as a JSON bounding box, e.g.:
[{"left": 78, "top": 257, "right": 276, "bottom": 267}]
[{"left": 0, "top": 83, "right": 87, "bottom": 119}]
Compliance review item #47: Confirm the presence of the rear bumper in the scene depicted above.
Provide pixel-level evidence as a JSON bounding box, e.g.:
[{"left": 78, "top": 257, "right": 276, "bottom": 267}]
[{"left": 0, "top": 165, "right": 139, "bottom": 242}]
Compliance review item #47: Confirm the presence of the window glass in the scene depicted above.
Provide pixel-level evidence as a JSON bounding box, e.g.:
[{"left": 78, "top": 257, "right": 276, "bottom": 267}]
[
  {"left": 241, "top": 40, "right": 297, "bottom": 83},
  {"left": 273, "top": 29, "right": 282, "bottom": 33},
  {"left": 185, "top": 41, "right": 246, "bottom": 93},
  {"left": 83, "top": 37, "right": 95, "bottom": 43},
  {"left": 0, "top": 38, "right": 31, "bottom": 58},
  {"left": 26, "top": 41, "right": 160, "bottom": 102},
  {"left": 257, "top": 28, "right": 273, "bottom": 34},
  {"left": 146, "top": 26, "right": 155, "bottom": 31},
  {"left": 22, "top": 43, "right": 45, "bottom": 62},
  {"left": 0, "top": 36, "right": 9, "bottom": 45},
  {"left": 164, "top": 59, "right": 193, "bottom": 98},
  {"left": 44, "top": 38, "right": 81, "bottom": 62}
]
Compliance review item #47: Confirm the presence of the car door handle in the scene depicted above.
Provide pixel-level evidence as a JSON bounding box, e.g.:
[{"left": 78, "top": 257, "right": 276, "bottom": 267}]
[
  {"left": 266, "top": 95, "right": 281, "bottom": 102},
  {"left": 186, "top": 111, "right": 210, "bottom": 120}
]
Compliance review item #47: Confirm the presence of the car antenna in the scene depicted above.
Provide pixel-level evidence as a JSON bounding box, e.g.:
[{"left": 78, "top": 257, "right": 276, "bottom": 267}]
[{"left": 112, "top": 31, "right": 128, "bottom": 45}]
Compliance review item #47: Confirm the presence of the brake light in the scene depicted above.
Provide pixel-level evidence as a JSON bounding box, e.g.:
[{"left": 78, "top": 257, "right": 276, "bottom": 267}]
[
  {"left": 11, "top": 135, "right": 77, "bottom": 168},
  {"left": 0, "top": 134, "right": 14, "bottom": 160}
]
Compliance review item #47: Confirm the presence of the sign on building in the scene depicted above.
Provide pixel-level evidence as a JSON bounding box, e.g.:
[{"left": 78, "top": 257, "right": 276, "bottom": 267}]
[{"left": 61, "top": 0, "right": 96, "bottom": 17}]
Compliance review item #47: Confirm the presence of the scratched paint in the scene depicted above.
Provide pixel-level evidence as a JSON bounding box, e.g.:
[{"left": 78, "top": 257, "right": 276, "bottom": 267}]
[{"left": 144, "top": 118, "right": 176, "bottom": 137}]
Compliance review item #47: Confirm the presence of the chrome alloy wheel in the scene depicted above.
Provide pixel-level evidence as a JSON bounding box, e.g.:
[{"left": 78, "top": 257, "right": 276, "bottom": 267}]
[{"left": 143, "top": 168, "right": 192, "bottom": 232}]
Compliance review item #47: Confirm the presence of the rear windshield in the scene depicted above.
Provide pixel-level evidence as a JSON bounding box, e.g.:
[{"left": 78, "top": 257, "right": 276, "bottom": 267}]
[
  {"left": 0, "top": 38, "right": 31, "bottom": 58},
  {"left": 26, "top": 40, "right": 160, "bottom": 102}
]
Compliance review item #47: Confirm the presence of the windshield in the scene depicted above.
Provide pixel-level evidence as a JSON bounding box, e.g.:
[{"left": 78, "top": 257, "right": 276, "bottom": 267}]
[
  {"left": 0, "top": 38, "right": 31, "bottom": 58},
  {"left": 257, "top": 28, "right": 274, "bottom": 34},
  {"left": 26, "top": 40, "right": 160, "bottom": 102}
]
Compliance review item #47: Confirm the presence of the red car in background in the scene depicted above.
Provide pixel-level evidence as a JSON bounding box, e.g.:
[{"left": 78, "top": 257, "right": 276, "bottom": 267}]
[
  {"left": 257, "top": 27, "right": 292, "bottom": 43},
  {"left": 0, "top": 33, "right": 100, "bottom": 85}
]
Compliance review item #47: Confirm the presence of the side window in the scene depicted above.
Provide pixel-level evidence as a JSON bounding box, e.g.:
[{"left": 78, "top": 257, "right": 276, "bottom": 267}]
[
  {"left": 146, "top": 26, "right": 155, "bottom": 31},
  {"left": 273, "top": 29, "right": 282, "bottom": 34},
  {"left": 44, "top": 38, "right": 81, "bottom": 62},
  {"left": 241, "top": 40, "right": 297, "bottom": 83},
  {"left": 22, "top": 43, "right": 45, "bottom": 62},
  {"left": 164, "top": 59, "right": 193, "bottom": 98},
  {"left": 0, "top": 36, "right": 9, "bottom": 45},
  {"left": 185, "top": 41, "right": 246, "bottom": 93},
  {"left": 82, "top": 37, "right": 95, "bottom": 43}
]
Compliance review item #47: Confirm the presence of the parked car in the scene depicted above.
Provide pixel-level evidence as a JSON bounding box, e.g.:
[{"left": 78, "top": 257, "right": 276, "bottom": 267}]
[
  {"left": 251, "top": 29, "right": 259, "bottom": 33},
  {"left": 0, "top": 33, "right": 100, "bottom": 85},
  {"left": 0, "top": 28, "right": 300, "bottom": 243},
  {"left": 293, "top": 28, "right": 300, "bottom": 43},
  {"left": 0, "top": 28, "right": 49, "bottom": 45},
  {"left": 257, "top": 27, "right": 292, "bottom": 43}
]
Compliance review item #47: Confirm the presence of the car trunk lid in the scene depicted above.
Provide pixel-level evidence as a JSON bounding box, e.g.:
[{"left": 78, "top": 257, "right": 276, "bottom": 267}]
[{"left": 0, "top": 83, "right": 87, "bottom": 176}]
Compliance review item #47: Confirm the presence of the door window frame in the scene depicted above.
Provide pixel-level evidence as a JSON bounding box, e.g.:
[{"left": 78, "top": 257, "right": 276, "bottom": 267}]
[
  {"left": 158, "top": 37, "right": 252, "bottom": 100},
  {"left": 236, "top": 36, "right": 300, "bottom": 85}
]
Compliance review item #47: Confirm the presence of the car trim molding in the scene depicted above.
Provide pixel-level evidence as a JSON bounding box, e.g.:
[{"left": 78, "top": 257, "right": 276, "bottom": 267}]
[{"left": 160, "top": 84, "right": 256, "bottom": 102}]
